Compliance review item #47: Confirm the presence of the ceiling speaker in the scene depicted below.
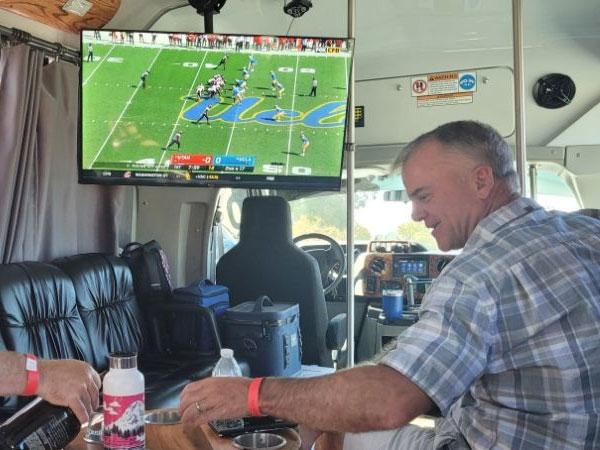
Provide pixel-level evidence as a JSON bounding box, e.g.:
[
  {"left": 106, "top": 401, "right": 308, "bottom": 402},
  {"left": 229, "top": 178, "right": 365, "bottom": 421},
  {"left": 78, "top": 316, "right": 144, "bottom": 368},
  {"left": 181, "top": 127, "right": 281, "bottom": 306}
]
[{"left": 532, "top": 73, "right": 576, "bottom": 109}]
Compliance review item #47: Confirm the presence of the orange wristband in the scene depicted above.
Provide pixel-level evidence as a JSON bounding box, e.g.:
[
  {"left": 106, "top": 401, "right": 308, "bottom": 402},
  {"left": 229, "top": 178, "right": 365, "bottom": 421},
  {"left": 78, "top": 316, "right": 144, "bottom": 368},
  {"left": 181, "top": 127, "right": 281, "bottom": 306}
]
[
  {"left": 248, "top": 377, "right": 265, "bottom": 417},
  {"left": 23, "top": 354, "right": 39, "bottom": 396}
]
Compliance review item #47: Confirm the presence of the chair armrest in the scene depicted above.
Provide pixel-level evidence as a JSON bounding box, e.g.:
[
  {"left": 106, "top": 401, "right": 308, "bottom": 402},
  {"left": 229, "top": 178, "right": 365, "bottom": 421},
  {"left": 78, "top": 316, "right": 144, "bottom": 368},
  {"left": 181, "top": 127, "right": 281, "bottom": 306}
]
[
  {"left": 147, "top": 302, "right": 222, "bottom": 355},
  {"left": 326, "top": 313, "right": 347, "bottom": 351}
]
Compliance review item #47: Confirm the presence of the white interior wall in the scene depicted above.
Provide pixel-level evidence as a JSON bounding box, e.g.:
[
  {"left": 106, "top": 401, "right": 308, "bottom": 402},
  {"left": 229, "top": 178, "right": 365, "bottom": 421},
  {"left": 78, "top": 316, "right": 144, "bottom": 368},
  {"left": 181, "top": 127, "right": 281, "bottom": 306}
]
[
  {"left": 355, "top": 66, "right": 514, "bottom": 146},
  {"left": 135, "top": 186, "right": 219, "bottom": 287}
]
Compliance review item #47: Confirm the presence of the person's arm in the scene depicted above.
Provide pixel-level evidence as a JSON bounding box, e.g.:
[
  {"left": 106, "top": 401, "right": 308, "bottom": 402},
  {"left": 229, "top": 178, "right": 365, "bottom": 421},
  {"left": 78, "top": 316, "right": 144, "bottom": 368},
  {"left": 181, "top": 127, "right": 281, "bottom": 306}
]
[
  {"left": 0, "top": 351, "right": 29, "bottom": 396},
  {"left": 0, "top": 351, "right": 101, "bottom": 423},
  {"left": 178, "top": 364, "right": 433, "bottom": 433}
]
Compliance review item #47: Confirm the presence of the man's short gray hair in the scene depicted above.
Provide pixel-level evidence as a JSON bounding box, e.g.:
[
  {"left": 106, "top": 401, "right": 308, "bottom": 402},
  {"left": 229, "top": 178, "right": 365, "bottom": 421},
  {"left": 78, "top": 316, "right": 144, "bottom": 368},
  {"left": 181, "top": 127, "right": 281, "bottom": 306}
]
[{"left": 391, "top": 121, "right": 520, "bottom": 192}]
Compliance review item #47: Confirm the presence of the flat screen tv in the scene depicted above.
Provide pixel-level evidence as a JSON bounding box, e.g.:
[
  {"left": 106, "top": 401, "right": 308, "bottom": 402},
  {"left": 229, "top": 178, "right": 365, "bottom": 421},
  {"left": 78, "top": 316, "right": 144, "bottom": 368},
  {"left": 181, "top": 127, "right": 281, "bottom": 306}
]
[{"left": 79, "top": 30, "right": 353, "bottom": 191}]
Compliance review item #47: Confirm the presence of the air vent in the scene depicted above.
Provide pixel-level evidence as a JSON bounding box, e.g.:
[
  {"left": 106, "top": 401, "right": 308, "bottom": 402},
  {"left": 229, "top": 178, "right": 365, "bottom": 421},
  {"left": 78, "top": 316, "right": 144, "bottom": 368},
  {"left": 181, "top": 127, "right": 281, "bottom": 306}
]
[
  {"left": 369, "top": 258, "right": 386, "bottom": 274},
  {"left": 533, "top": 74, "right": 576, "bottom": 109}
]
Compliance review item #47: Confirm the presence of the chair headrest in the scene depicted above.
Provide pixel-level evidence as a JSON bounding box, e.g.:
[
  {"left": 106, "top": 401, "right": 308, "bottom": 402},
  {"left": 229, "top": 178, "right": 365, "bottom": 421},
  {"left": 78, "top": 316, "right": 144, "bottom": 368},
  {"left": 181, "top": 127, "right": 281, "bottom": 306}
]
[{"left": 239, "top": 196, "right": 292, "bottom": 243}]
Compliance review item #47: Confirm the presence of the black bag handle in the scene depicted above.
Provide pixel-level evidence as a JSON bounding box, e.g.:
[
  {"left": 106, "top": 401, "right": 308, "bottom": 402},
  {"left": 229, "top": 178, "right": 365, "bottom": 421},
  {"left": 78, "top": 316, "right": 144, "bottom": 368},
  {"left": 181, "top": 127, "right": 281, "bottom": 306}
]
[
  {"left": 122, "top": 242, "right": 142, "bottom": 255},
  {"left": 253, "top": 295, "right": 274, "bottom": 312}
]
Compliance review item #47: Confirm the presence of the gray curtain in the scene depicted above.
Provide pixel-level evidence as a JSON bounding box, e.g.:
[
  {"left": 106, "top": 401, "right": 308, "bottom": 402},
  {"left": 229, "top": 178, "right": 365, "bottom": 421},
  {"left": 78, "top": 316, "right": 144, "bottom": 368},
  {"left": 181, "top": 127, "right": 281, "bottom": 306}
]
[{"left": 0, "top": 44, "right": 132, "bottom": 263}]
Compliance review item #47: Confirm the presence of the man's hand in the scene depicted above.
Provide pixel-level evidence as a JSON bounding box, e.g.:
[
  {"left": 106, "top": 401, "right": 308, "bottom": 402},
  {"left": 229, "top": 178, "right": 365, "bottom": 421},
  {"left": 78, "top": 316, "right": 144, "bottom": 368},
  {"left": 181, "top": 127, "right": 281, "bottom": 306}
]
[
  {"left": 178, "top": 377, "right": 251, "bottom": 426},
  {"left": 36, "top": 359, "right": 101, "bottom": 424}
]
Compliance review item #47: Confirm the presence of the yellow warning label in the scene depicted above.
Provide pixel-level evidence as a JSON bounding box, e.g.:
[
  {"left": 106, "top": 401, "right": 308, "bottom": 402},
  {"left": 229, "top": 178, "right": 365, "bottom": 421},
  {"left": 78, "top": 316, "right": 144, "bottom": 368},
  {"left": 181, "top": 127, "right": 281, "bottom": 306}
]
[{"left": 428, "top": 73, "right": 458, "bottom": 81}]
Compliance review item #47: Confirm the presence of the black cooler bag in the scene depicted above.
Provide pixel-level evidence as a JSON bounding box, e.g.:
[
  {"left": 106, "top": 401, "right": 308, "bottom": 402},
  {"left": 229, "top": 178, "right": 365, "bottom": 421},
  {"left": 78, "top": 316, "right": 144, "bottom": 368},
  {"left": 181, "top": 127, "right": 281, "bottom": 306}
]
[{"left": 222, "top": 296, "right": 302, "bottom": 377}]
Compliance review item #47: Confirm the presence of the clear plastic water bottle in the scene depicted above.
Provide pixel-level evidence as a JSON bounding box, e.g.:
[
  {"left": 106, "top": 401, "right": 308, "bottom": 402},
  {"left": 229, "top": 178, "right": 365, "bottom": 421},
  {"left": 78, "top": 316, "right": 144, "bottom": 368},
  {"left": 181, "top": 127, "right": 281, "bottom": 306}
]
[
  {"left": 212, "top": 348, "right": 242, "bottom": 377},
  {"left": 212, "top": 349, "right": 243, "bottom": 428}
]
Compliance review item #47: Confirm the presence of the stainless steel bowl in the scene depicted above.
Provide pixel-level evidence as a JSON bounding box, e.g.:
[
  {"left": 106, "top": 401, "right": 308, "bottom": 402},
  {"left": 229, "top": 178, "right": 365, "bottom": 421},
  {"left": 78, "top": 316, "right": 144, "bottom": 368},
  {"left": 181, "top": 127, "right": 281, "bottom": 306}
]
[
  {"left": 143, "top": 409, "right": 181, "bottom": 425},
  {"left": 232, "top": 432, "right": 287, "bottom": 450}
]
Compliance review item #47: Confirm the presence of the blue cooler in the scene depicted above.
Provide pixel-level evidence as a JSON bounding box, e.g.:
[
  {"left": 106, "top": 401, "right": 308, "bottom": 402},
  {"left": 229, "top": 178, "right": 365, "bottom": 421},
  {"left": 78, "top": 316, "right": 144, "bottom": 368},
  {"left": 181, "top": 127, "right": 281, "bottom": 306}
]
[
  {"left": 222, "top": 296, "right": 302, "bottom": 377},
  {"left": 171, "top": 279, "right": 230, "bottom": 351}
]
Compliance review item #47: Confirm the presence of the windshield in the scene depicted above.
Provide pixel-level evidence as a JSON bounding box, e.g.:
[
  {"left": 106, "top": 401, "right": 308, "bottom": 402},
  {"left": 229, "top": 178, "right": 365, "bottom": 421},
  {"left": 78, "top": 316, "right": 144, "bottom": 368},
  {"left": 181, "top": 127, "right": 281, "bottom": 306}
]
[
  {"left": 287, "top": 168, "right": 580, "bottom": 251},
  {"left": 218, "top": 167, "right": 580, "bottom": 253},
  {"left": 289, "top": 186, "right": 439, "bottom": 251}
]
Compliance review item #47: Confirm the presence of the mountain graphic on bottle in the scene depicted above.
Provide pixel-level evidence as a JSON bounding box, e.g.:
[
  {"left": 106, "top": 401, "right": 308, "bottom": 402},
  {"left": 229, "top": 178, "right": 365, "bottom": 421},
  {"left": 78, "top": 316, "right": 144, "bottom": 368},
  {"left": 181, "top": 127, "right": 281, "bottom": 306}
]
[{"left": 104, "top": 399, "right": 145, "bottom": 444}]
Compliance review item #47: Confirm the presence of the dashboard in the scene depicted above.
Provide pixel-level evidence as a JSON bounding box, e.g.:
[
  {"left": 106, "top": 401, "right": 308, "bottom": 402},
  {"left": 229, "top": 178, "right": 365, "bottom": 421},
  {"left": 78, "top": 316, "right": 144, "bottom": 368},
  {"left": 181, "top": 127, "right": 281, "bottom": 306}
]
[{"left": 359, "top": 241, "right": 456, "bottom": 299}]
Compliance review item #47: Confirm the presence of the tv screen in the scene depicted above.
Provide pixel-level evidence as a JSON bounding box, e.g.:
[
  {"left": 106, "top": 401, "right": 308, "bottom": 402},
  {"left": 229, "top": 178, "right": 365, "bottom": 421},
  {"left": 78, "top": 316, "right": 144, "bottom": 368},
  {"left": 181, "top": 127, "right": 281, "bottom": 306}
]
[{"left": 79, "top": 30, "right": 353, "bottom": 191}]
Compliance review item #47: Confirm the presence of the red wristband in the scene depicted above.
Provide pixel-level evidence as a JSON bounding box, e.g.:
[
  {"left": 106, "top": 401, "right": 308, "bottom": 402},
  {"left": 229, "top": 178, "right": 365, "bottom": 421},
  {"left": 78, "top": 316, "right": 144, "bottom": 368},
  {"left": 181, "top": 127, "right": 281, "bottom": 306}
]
[
  {"left": 23, "top": 354, "right": 39, "bottom": 396},
  {"left": 248, "top": 377, "right": 265, "bottom": 417}
]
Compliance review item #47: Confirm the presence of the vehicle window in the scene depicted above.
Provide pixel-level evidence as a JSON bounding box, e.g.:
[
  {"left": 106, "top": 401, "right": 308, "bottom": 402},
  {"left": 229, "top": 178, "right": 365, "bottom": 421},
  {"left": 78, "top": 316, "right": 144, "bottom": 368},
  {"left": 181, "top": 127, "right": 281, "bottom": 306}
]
[
  {"left": 217, "top": 169, "right": 578, "bottom": 257},
  {"left": 534, "top": 169, "right": 580, "bottom": 212},
  {"left": 288, "top": 169, "right": 580, "bottom": 252},
  {"left": 289, "top": 176, "right": 439, "bottom": 251}
]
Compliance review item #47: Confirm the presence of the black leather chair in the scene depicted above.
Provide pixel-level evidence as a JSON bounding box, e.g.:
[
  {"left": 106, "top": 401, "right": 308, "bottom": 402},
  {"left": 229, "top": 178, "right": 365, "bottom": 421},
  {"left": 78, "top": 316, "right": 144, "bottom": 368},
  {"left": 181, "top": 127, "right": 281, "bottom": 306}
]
[
  {"left": 216, "top": 196, "right": 346, "bottom": 368},
  {"left": 0, "top": 255, "right": 218, "bottom": 418}
]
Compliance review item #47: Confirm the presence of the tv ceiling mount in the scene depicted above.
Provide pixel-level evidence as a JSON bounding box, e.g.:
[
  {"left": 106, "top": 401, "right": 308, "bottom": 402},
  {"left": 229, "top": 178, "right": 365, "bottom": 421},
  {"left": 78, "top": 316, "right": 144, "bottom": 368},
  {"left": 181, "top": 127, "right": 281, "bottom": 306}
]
[{"left": 188, "top": 0, "right": 227, "bottom": 33}]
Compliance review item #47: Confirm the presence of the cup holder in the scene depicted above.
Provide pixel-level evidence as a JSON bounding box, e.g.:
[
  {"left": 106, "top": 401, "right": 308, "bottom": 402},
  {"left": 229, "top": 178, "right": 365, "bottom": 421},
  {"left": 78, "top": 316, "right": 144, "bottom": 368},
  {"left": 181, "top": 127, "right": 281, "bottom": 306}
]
[{"left": 232, "top": 432, "right": 287, "bottom": 449}]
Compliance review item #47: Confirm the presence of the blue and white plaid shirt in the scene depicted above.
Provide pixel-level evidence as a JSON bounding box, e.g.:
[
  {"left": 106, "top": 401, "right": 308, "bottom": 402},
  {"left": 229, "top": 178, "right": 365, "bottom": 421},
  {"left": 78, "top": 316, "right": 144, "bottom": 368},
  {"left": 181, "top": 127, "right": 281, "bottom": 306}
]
[{"left": 381, "top": 197, "right": 600, "bottom": 449}]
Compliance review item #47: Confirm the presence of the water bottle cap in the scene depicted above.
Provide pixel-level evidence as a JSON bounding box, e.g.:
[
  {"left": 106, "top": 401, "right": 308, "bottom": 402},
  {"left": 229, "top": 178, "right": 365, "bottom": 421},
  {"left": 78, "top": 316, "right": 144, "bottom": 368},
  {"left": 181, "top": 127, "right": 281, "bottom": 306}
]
[
  {"left": 220, "top": 348, "right": 234, "bottom": 358},
  {"left": 108, "top": 352, "right": 138, "bottom": 369}
]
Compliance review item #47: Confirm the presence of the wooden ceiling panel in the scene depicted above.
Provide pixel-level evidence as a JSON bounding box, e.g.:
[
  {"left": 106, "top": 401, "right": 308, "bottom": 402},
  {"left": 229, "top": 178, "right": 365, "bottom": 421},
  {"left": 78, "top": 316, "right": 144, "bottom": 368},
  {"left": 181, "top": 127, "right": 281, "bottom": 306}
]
[{"left": 0, "top": 0, "right": 121, "bottom": 34}]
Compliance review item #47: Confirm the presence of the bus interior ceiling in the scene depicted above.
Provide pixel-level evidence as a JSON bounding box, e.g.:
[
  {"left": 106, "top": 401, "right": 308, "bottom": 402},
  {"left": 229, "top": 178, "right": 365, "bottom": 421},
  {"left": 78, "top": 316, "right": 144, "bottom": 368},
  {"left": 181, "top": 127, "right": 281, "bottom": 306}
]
[{"left": 1, "top": 0, "right": 599, "bottom": 359}]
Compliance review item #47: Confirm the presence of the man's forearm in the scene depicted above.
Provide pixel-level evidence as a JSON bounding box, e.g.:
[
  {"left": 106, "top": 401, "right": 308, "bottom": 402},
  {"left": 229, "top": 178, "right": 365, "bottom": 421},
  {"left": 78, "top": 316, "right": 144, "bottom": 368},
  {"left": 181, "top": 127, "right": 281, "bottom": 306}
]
[
  {"left": 258, "top": 364, "right": 433, "bottom": 433},
  {"left": 0, "top": 352, "right": 26, "bottom": 396}
]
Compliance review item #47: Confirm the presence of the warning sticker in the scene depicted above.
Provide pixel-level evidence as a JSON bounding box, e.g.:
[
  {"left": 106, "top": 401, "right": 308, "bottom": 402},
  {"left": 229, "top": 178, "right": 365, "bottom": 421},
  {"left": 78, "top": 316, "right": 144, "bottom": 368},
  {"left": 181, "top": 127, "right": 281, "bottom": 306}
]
[
  {"left": 411, "top": 71, "right": 477, "bottom": 97},
  {"left": 417, "top": 92, "right": 473, "bottom": 108}
]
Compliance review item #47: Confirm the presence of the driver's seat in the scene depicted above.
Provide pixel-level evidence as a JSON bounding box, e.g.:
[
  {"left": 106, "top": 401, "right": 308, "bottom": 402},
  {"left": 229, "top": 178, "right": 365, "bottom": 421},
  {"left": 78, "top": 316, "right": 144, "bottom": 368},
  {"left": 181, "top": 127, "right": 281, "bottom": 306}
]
[{"left": 216, "top": 196, "right": 345, "bottom": 368}]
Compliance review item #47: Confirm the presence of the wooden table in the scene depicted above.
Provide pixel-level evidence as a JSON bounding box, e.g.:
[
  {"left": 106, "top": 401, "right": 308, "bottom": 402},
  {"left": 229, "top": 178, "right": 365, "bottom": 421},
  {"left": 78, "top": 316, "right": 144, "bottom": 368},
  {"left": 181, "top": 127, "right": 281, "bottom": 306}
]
[{"left": 66, "top": 414, "right": 301, "bottom": 450}]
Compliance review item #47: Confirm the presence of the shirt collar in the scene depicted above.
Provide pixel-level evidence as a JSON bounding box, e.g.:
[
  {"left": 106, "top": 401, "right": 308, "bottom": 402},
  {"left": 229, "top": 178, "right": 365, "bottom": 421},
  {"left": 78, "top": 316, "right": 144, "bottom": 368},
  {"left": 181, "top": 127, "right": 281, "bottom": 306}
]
[{"left": 464, "top": 196, "right": 542, "bottom": 250}]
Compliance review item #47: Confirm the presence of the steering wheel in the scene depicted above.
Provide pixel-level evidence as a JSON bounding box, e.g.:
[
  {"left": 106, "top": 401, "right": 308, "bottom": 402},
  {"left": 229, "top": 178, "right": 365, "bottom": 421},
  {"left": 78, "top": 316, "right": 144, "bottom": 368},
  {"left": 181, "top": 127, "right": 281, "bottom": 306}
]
[{"left": 293, "top": 233, "right": 346, "bottom": 296}]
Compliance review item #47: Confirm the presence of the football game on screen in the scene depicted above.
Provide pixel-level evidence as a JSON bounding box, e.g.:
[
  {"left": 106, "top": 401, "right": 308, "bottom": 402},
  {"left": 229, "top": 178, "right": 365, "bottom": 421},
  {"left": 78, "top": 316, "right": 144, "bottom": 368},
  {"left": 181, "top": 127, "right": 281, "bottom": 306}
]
[{"left": 80, "top": 31, "right": 353, "bottom": 190}]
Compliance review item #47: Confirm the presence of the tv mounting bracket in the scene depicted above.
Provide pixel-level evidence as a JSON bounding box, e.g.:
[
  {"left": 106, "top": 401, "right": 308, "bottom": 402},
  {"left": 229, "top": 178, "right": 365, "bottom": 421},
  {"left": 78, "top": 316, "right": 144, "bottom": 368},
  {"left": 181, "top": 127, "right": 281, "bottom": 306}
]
[{"left": 188, "top": 0, "right": 227, "bottom": 33}]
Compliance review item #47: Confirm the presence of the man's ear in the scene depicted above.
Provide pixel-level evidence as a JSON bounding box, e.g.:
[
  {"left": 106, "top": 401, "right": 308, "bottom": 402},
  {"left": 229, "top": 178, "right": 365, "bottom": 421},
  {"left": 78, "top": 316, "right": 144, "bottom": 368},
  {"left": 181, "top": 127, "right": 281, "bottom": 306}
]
[{"left": 472, "top": 165, "right": 495, "bottom": 199}]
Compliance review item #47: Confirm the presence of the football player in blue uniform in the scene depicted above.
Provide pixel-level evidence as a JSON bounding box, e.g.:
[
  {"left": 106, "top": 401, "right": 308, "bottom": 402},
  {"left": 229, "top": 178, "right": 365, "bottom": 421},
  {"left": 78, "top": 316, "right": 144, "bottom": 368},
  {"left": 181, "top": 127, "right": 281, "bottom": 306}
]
[
  {"left": 270, "top": 70, "right": 278, "bottom": 90},
  {"left": 300, "top": 132, "right": 309, "bottom": 156},
  {"left": 273, "top": 105, "right": 285, "bottom": 121},
  {"left": 233, "top": 86, "right": 245, "bottom": 105},
  {"left": 248, "top": 55, "right": 257, "bottom": 72},
  {"left": 276, "top": 81, "right": 285, "bottom": 99}
]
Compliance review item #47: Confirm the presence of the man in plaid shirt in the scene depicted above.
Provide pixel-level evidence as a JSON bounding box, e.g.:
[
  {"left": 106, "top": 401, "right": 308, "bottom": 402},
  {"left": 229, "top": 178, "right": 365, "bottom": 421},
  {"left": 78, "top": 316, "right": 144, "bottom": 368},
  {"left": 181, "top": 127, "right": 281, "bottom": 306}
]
[{"left": 178, "top": 121, "right": 600, "bottom": 450}]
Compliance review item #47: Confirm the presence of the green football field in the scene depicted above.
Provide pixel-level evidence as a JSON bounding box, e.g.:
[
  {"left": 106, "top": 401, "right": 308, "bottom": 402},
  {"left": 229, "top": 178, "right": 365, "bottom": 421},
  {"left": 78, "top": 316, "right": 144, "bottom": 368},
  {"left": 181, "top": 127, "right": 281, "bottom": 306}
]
[{"left": 81, "top": 42, "right": 350, "bottom": 178}]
